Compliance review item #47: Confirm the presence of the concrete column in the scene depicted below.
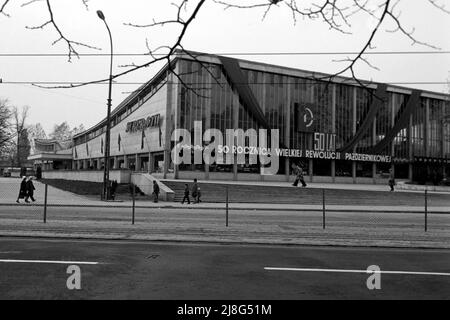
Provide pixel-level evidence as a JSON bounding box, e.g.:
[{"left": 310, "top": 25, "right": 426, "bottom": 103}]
[
  {"left": 97, "top": 158, "right": 102, "bottom": 170},
  {"left": 136, "top": 154, "right": 141, "bottom": 172},
  {"left": 331, "top": 84, "right": 336, "bottom": 183},
  {"left": 148, "top": 152, "right": 152, "bottom": 174},
  {"left": 83, "top": 159, "right": 88, "bottom": 170},
  {"left": 113, "top": 156, "right": 118, "bottom": 170},
  {"left": 425, "top": 98, "right": 430, "bottom": 157},
  {"left": 123, "top": 155, "right": 128, "bottom": 169},
  {"left": 260, "top": 73, "right": 267, "bottom": 182},
  {"left": 285, "top": 76, "right": 291, "bottom": 182},
  {"left": 331, "top": 161, "right": 336, "bottom": 182},
  {"left": 391, "top": 93, "right": 396, "bottom": 159},
  {"left": 372, "top": 117, "right": 377, "bottom": 184},
  {"left": 352, "top": 87, "right": 357, "bottom": 184},
  {"left": 164, "top": 72, "right": 174, "bottom": 179},
  {"left": 233, "top": 88, "right": 239, "bottom": 181},
  {"left": 372, "top": 163, "right": 377, "bottom": 184},
  {"left": 408, "top": 113, "right": 414, "bottom": 181},
  {"left": 309, "top": 159, "right": 313, "bottom": 183},
  {"left": 204, "top": 68, "right": 212, "bottom": 181}
]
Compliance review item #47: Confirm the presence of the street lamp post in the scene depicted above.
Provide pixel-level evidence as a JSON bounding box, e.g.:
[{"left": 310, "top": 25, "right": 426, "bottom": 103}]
[{"left": 97, "top": 10, "right": 113, "bottom": 200}]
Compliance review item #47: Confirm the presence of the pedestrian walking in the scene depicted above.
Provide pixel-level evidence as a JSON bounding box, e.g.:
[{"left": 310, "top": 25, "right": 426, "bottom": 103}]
[
  {"left": 16, "top": 176, "right": 27, "bottom": 203},
  {"left": 192, "top": 178, "right": 200, "bottom": 203},
  {"left": 388, "top": 168, "right": 395, "bottom": 192},
  {"left": 298, "top": 166, "right": 307, "bottom": 187},
  {"left": 292, "top": 164, "right": 307, "bottom": 187},
  {"left": 181, "top": 183, "right": 190, "bottom": 204},
  {"left": 110, "top": 180, "right": 118, "bottom": 200},
  {"left": 152, "top": 180, "right": 160, "bottom": 203},
  {"left": 25, "top": 176, "right": 36, "bottom": 203}
]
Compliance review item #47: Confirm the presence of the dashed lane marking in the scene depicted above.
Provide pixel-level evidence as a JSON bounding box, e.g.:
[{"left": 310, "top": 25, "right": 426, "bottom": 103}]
[
  {"left": 264, "top": 267, "right": 450, "bottom": 277},
  {"left": 0, "top": 259, "right": 100, "bottom": 265}
]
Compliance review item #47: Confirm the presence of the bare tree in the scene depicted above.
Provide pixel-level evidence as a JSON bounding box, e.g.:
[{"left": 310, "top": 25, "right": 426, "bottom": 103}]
[
  {"left": 0, "top": 99, "right": 13, "bottom": 154},
  {"left": 11, "top": 106, "right": 30, "bottom": 167},
  {"left": 214, "top": 0, "right": 449, "bottom": 87},
  {"left": 1, "top": 0, "right": 449, "bottom": 89}
]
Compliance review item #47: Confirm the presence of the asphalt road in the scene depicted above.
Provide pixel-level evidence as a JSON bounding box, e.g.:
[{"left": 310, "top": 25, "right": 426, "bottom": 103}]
[{"left": 0, "top": 238, "right": 449, "bottom": 299}]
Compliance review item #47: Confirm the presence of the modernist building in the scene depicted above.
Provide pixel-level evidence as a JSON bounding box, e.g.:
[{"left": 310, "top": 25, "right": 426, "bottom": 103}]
[
  {"left": 28, "top": 139, "right": 73, "bottom": 171},
  {"left": 31, "top": 51, "right": 450, "bottom": 184}
]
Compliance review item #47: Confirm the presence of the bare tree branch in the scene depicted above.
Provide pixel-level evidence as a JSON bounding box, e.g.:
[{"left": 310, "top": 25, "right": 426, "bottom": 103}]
[
  {"left": 12, "top": 0, "right": 447, "bottom": 98},
  {"left": 34, "top": 0, "right": 208, "bottom": 94},
  {"left": 0, "top": 0, "right": 10, "bottom": 16},
  {"left": 22, "top": 0, "right": 100, "bottom": 62},
  {"left": 215, "top": 0, "right": 449, "bottom": 88},
  {"left": 428, "top": 0, "right": 450, "bottom": 14}
]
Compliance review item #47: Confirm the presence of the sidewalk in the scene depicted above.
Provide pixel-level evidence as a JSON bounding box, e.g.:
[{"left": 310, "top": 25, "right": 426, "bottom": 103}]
[
  {"left": 0, "top": 205, "right": 449, "bottom": 249},
  {"left": 1, "top": 178, "right": 449, "bottom": 213},
  {"left": 160, "top": 178, "right": 450, "bottom": 194},
  {"left": 2, "top": 201, "right": 448, "bottom": 214}
]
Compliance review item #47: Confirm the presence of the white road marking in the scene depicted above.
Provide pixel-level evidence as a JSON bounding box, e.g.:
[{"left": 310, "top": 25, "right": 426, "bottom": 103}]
[
  {"left": 0, "top": 252, "right": 21, "bottom": 254},
  {"left": 0, "top": 259, "right": 100, "bottom": 265},
  {"left": 264, "top": 267, "right": 450, "bottom": 277}
]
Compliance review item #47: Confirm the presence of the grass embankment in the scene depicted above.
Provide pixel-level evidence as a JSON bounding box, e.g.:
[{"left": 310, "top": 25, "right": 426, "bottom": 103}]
[
  {"left": 41, "top": 179, "right": 149, "bottom": 200},
  {"left": 41, "top": 179, "right": 103, "bottom": 196}
]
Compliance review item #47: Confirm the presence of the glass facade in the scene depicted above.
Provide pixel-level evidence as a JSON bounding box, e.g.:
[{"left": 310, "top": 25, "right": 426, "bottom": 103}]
[{"left": 174, "top": 58, "right": 450, "bottom": 182}]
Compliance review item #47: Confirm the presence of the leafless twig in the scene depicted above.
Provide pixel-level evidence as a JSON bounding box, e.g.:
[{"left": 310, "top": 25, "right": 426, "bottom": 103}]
[{"left": 22, "top": 0, "right": 100, "bottom": 62}]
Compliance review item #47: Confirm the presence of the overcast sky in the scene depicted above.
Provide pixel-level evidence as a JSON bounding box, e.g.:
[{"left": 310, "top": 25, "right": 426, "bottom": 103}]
[{"left": 1, "top": 0, "right": 449, "bottom": 134}]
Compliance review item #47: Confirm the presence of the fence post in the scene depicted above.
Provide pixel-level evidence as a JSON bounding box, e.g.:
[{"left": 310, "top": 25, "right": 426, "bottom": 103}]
[
  {"left": 226, "top": 185, "right": 229, "bottom": 227},
  {"left": 132, "top": 184, "right": 136, "bottom": 225},
  {"left": 425, "top": 189, "right": 428, "bottom": 232},
  {"left": 322, "top": 188, "right": 326, "bottom": 229},
  {"left": 43, "top": 183, "right": 48, "bottom": 224}
]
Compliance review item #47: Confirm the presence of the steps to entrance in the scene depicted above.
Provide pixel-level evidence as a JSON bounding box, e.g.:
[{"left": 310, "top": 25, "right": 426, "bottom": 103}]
[{"left": 162, "top": 180, "right": 450, "bottom": 206}]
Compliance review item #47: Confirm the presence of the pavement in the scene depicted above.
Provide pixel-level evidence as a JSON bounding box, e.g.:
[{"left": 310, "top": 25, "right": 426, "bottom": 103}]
[
  {"left": 161, "top": 177, "right": 450, "bottom": 194},
  {"left": 1, "top": 238, "right": 449, "bottom": 299},
  {"left": 1, "top": 177, "right": 449, "bottom": 213},
  {"left": 0, "top": 205, "right": 449, "bottom": 249}
]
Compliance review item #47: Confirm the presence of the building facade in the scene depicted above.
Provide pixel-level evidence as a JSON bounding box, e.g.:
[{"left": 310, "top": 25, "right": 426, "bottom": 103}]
[{"left": 34, "top": 51, "right": 450, "bottom": 184}]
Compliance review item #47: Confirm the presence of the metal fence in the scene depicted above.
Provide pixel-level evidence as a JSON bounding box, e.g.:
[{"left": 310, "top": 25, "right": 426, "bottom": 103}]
[{"left": 1, "top": 179, "right": 448, "bottom": 233}]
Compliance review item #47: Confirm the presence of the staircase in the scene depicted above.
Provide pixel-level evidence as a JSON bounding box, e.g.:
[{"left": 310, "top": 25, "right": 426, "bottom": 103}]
[
  {"left": 161, "top": 180, "right": 450, "bottom": 206},
  {"left": 163, "top": 180, "right": 319, "bottom": 204}
]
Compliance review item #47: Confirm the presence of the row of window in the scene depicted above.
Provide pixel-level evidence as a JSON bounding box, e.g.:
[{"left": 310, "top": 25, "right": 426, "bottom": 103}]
[{"left": 177, "top": 59, "right": 450, "bottom": 160}]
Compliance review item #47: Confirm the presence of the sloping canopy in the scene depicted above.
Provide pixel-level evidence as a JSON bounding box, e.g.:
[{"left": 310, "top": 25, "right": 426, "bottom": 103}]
[
  {"left": 219, "top": 56, "right": 270, "bottom": 130},
  {"left": 337, "top": 84, "right": 388, "bottom": 154},
  {"left": 369, "top": 90, "right": 421, "bottom": 155}
]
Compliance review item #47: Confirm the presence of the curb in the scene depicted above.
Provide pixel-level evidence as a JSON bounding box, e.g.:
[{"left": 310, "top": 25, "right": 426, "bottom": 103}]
[
  {"left": 0, "top": 203, "right": 449, "bottom": 214},
  {"left": 1, "top": 233, "right": 449, "bottom": 250}
]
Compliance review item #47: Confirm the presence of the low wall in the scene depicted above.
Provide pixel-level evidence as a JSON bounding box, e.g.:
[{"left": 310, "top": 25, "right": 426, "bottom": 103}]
[
  {"left": 131, "top": 173, "right": 175, "bottom": 201},
  {"left": 396, "top": 181, "right": 450, "bottom": 193},
  {"left": 42, "top": 170, "right": 132, "bottom": 184}
]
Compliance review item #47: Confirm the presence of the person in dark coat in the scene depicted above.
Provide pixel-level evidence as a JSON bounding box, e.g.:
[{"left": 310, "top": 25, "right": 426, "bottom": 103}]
[
  {"left": 16, "top": 176, "right": 27, "bottom": 203},
  {"left": 181, "top": 183, "right": 190, "bottom": 204},
  {"left": 292, "top": 164, "right": 307, "bottom": 187},
  {"left": 192, "top": 179, "right": 199, "bottom": 204},
  {"left": 110, "top": 180, "right": 118, "bottom": 200},
  {"left": 25, "top": 176, "right": 36, "bottom": 203},
  {"left": 152, "top": 181, "right": 160, "bottom": 203},
  {"left": 298, "top": 166, "right": 307, "bottom": 187}
]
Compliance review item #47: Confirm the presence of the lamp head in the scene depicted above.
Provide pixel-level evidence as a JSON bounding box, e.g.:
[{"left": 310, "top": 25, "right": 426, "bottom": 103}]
[{"left": 97, "top": 10, "right": 105, "bottom": 20}]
